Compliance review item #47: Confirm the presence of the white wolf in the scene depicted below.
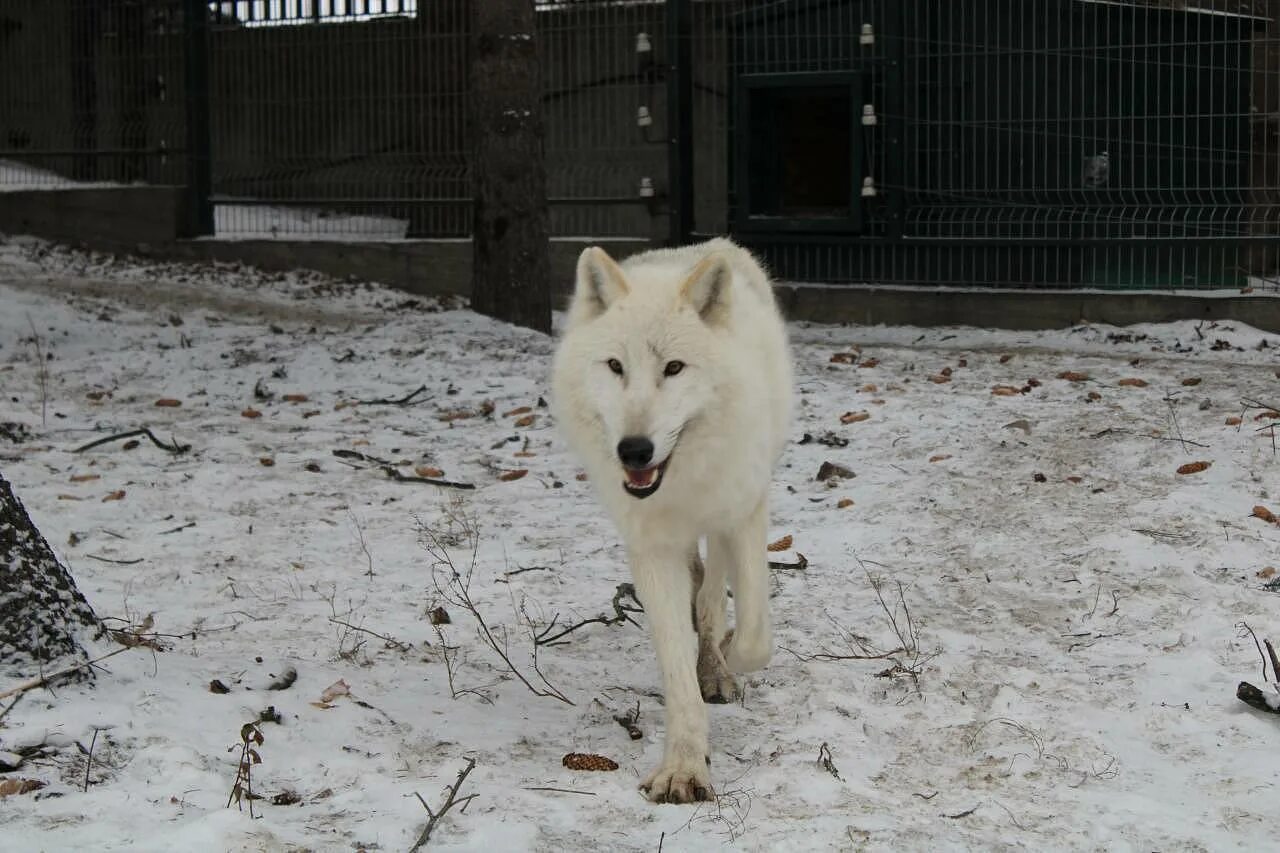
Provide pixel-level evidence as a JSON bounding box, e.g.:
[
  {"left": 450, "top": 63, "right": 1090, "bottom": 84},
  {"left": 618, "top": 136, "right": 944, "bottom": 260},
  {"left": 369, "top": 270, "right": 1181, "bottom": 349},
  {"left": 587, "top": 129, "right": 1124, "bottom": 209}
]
[{"left": 551, "top": 237, "right": 793, "bottom": 803}]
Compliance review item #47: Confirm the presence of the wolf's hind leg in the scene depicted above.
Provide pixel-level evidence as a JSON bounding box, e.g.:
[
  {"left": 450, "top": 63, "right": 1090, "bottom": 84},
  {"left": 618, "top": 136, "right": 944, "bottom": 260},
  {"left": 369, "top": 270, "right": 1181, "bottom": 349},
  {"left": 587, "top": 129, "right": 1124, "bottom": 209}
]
[{"left": 690, "top": 548, "right": 738, "bottom": 703}]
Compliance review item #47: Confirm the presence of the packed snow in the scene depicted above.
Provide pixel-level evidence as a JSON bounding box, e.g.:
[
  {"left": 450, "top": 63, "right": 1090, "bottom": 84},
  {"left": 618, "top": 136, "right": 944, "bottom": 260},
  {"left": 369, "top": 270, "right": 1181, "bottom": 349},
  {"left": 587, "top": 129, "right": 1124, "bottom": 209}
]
[{"left": 1, "top": 233, "right": 1279, "bottom": 852}]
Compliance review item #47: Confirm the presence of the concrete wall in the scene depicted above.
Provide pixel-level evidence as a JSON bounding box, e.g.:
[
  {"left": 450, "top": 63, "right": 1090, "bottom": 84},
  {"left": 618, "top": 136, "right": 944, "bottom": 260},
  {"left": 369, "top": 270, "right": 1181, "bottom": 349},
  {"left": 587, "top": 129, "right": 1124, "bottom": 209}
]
[{"left": 4, "top": 187, "right": 1279, "bottom": 333}]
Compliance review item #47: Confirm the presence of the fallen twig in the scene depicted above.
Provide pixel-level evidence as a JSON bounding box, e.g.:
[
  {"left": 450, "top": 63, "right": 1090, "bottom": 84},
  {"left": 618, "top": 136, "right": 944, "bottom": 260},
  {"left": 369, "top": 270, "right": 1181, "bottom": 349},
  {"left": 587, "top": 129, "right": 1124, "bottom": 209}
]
[
  {"left": 85, "top": 554, "right": 144, "bottom": 565},
  {"left": 74, "top": 428, "right": 190, "bottom": 455},
  {"left": 534, "top": 583, "right": 643, "bottom": 647},
  {"left": 768, "top": 553, "right": 809, "bottom": 572},
  {"left": 327, "top": 617, "right": 410, "bottom": 652},
  {"left": 82, "top": 728, "right": 100, "bottom": 792},
  {"left": 159, "top": 521, "right": 197, "bottom": 535},
  {"left": 0, "top": 645, "right": 133, "bottom": 701},
  {"left": 521, "top": 786, "right": 596, "bottom": 796},
  {"left": 1089, "top": 427, "right": 1208, "bottom": 449},
  {"left": 358, "top": 384, "right": 430, "bottom": 406},
  {"left": 613, "top": 700, "right": 643, "bottom": 740},
  {"left": 410, "top": 757, "right": 478, "bottom": 851},
  {"left": 381, "top": 465, "right": 475, "bottom": 490}
]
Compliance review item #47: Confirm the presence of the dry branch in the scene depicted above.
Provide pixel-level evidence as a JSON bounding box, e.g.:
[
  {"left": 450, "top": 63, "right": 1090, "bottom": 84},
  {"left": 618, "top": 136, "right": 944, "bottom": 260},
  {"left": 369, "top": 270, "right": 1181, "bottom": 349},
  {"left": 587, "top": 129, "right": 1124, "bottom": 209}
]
[
  {"left": 74, "top": 428, "right": 190, "bottom": 455},
  {"left": 534, "top": 583, "right": 643, "bottom": 647},
  {"left": 410, "top": 757, "right": 478, "bottom": 851}
]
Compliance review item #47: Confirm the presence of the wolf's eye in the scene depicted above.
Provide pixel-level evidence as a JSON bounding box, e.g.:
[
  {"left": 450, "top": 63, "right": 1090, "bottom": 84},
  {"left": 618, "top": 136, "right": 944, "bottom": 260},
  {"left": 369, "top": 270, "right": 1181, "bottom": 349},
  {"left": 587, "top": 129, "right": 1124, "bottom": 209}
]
[
  {"left": 607, "top": 358, "right": 624, "bottom": 376},
  {"left": 664, "top": 360, "right": 685, "bottom": 377}
]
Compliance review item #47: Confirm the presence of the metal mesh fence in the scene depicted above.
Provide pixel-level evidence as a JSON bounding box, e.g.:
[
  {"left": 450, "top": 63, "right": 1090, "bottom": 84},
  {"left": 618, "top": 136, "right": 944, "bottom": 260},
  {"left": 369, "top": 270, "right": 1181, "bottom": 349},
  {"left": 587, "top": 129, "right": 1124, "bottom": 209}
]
[
  {"left": 693, "top": 0, "right": 1280, "bottom": 290},
  {"left": 2, "top": 0, "right": 1280, "bottom": 290},
  {"left": 0, "top": 1, "right": 188, "bottom": 191}
]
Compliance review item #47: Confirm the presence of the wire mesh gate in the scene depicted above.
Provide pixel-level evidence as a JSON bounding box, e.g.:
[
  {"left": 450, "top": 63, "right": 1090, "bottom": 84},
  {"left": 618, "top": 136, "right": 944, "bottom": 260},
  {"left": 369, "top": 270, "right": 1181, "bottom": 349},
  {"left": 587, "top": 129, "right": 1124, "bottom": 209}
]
[{"left": 1, "top": 0, "right": 1278, "bottom": 291}]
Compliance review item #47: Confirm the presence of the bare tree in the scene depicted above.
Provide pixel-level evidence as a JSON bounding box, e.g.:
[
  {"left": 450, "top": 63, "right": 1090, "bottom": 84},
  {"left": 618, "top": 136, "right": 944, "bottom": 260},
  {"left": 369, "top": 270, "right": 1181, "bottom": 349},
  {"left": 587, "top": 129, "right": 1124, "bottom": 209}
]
[
  {"left": 469, "top": 0, "right": 553, "bottom": 334},
  {"left": 0, "top": 472, "right": 103, "bottom": 679}
]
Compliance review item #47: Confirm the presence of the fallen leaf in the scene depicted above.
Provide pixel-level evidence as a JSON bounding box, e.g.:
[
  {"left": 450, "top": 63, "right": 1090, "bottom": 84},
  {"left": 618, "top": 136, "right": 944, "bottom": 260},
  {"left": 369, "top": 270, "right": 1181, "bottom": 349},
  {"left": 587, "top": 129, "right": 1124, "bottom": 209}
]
[
  {"left": 562, "top": 753, "right": 618, "bottom": 772},
  {"left": 241, "top": 408, "right": 262, "bottom": 419},
  {"left": 1255, "top": 410, "right": 1280, "bottom": 421},
  {"left": 479, "top": 400, "right": 495, "bottom": 417},
  {"left": 122, "top": 439, "right": 140, "bottom": 450},
  {"left": 504, "top": 406, "right": 533, "bottom": 417},
  {"left": 1033, "top": 473, "right": 1047, "bottom": 483},
  {"left": 928, "top": 454, "right": 951, "bottom": 463},
  {"left": 860, "top": 384, "right": 878, "bottom": 393},
  {"left": 1003, "top": 419, "right": 1032, "bottom": 435},
  {"left": 430, "top": 606, "right": 451, "bottom": 625},
  {"left": 957, "top": 358, "right": 968, "bottom": 368},
  {"left": 575, "top": 472, "right": 589, "bottom": 481},
  {"left": 1258, "top": 566, "right": 1277, "bottom": 580},
  {"left": 438, "top": 409, "right": 475, "bottom": 422},
  {"left": 57, "top": 494, "right": 84, "bottom": 501},
  {"left": 102, "top": 490, "right": 126, "bottom": 502},
  {"left": 69, "top": 473, "right": 100, "bottom": 483},
  {"left": 1253, "top": 505, "right": 1277, "bottom": 524},
  {"left": 836, "top": 498, "right": 854, "bottom": 509},
  {"left": 283, "top": 393, "right": 309, "bottom": 403},
  {"left": 319, "top": 679, "right": 350, "bottom": 704},
  {"left": 1242, "top": 286, "right": 1255, "bottom": 295},
  {"left": 415, "top": 466, "right": 444, "bottom": 478},
  {"left": 86, "top": 390, "right": 108, "bottom": 401},
  {"left": 1087, "top": 391, "right": 1102, "bottom": 401},
  {"left": 991, "top": 385, "right": 1020, "bottom": 396},
  {"left": 1118, "top": 378, "right": 1148, "bottom": 388},
  {"left": 1226, "top": 416, "right": 1242, "bottom": 426},
  {"left": 0, "top": 779, "right": 45, "bottom": 798},
  {"left": 1057, "top": 371, "right": 1089, "bottom": 382},
  {"left": 859, "top": 358, "right": 880, "bottom": 368},
  {"left": 999, "top": 354, "right": 1013, "bottom": 364},
  {"left": 840, "top": 411, "right": 870, "bottom": 424},
  {"left": 816, "top": 461, "right": 855, "bottom": 481},
  {"left": 940, "top": 366, "right": 953, "bottom": 377},
  {"left": 302, "top": 410, "right": 321, "bottom": 419},
  {"left": 499, "top": 469, "right": 528, "bottom": 482},
  {"left": 259, "top": 457, "right": 275, "bottom": 467},
  {"left": 829, "top": 353, "right": 857, "bottom": 364},
  {"left": 928, "top": 374, "right": 951, "bottom": 384},
  {"left": 1175, "top": 461, "right": 1211, "bottom": 475},
  {"left": 1065, "top": 476, "right": 1083, "bottom": 484},
  {"left": 767, "top": 534, "right": 793, "bottom": 552},
  {"left": 1026, "top": 378, "right": 1042, "bottom": 388},
  {"left": 514, "top": 414, "right": 537, "bottom": 427},
  {"left": 210, "top": 679, "right": 231, "bottom": 694},
  {"left": 154, "top": 398, "right": 182, "bottom": 407},
  {"left": 1181, "top": 377, "right": 1202, "bottom": 387},
  {"left": 514, "top": 451, "right": 536, "bottom": 458}
]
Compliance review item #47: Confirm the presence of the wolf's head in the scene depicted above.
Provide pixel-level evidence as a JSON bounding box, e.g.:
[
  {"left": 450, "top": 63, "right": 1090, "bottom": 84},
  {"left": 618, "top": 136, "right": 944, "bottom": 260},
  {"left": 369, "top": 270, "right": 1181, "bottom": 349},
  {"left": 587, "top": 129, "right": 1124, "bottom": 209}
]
[{"left": 552, "top": 245, "right": 738, "bottom": 500}]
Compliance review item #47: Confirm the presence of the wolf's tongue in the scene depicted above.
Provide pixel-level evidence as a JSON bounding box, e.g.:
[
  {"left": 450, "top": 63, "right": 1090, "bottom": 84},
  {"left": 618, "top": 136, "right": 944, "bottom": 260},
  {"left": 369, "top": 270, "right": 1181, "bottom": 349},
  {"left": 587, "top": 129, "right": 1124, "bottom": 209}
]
[{"left": 626, "top": 467, "right": 656, "bottom": 487}]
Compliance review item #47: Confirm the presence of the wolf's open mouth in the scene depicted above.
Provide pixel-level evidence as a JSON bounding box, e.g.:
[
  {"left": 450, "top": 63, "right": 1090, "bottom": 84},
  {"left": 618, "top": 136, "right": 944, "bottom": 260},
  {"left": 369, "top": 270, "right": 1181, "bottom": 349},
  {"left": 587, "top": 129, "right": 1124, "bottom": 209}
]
[{"left": 622, "top": 458, "right": 668, "bottom": 499}]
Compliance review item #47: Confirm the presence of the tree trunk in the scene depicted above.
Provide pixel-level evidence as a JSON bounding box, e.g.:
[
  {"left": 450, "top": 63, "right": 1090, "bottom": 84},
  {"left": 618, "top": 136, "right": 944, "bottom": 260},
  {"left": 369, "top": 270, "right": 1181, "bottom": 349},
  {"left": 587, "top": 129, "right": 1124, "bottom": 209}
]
[
  {"left": 0, "top": 473, "right": 102, "bottom": 679},
  {"left": 469, "top": 0, "right": 553, "bottom": 334}
]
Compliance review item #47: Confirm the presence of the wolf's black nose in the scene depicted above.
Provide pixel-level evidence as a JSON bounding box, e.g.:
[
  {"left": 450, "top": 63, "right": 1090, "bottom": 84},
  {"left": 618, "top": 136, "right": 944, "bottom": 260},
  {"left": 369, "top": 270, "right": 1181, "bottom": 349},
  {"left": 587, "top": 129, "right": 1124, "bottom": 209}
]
[{"left": 617, "top": 436, "right": 654, "bottom": 469}]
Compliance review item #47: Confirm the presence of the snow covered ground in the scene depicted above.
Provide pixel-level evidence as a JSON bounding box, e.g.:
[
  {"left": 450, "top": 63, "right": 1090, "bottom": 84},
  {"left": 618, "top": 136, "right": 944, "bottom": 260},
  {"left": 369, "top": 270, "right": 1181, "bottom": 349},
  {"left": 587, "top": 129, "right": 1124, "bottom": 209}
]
[{"left": 1, "top": 233, "right": 1279, "bottom": 852}]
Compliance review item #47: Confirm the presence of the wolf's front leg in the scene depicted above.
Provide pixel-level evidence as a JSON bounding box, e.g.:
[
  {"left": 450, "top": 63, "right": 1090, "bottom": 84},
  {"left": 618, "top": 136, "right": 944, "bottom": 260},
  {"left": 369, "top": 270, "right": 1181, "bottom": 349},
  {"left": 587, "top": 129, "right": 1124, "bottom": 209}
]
[
  {"left": 630, "top": 547, "right": 713, "bottom": 803},
  {"left": 716, "top": 497, "right": 773, "bottom": 673}
]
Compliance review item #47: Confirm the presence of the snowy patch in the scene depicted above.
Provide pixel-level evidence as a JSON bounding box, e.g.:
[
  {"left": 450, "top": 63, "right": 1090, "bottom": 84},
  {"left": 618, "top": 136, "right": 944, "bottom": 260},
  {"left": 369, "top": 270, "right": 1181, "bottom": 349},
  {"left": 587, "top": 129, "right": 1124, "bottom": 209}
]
[{"left": 1, "top": 234, "right": 1279, "bottom": 850}]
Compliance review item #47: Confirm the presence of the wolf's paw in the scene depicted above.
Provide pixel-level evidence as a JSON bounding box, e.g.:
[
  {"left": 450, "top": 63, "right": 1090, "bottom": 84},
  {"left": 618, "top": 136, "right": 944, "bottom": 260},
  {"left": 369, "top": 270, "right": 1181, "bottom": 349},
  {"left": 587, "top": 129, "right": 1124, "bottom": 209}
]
[
  {"left": 641, "top": 757, "right": 714, "bottom": 804},
  {"left": 698, "top": 642, "right": 740, "bottom": 704},
  {"left": 698, "top": 663, "right": 740, "bottom": 704}
]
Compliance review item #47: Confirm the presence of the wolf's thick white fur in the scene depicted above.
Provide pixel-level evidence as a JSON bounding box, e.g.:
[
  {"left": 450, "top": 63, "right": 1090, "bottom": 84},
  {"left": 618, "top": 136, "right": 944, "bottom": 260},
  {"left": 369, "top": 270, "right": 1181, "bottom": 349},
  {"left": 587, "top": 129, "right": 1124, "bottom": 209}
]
[{"left": 550, "top": 238, "right": 793, "bottom": 803}]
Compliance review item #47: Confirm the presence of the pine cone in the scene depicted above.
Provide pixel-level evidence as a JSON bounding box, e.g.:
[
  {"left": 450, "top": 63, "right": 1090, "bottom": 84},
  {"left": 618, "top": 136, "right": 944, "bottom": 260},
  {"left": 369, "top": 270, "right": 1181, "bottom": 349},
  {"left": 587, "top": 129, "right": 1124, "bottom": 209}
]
[{"left": 562, "top": 753, "right": 618, "bottom": 772}]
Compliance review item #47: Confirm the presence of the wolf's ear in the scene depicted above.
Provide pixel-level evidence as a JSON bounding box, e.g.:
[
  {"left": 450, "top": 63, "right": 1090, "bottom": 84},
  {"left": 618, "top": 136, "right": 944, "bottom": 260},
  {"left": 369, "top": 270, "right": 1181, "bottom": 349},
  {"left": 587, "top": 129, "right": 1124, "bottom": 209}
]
[
  {"left": 570, "top": 247, "right": 629, "bottom": 322},
  {"left": 681, "top": 253, "right": 733, "bottom": 326}
]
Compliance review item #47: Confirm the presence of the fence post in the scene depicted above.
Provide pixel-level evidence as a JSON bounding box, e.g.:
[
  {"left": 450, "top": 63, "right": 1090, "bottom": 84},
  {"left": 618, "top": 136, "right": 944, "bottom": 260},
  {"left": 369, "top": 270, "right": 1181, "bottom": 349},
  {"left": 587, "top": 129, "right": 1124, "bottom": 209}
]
[
  {"left": 183, "top": 0, "right": 214, "bottom": 237},
  {"left": 666, "top": 0, "right": 693, "bottom": 246}
]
